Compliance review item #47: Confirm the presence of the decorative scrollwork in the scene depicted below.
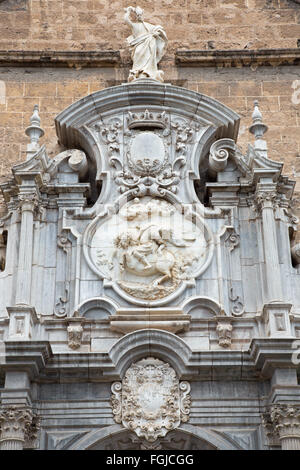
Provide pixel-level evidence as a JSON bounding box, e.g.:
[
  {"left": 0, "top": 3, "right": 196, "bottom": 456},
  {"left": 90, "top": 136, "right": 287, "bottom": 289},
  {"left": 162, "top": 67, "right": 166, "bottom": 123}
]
[
  {"left": 111, "top": 358, "right": 191, "bottom": 442},
  {"left": 229, "top": 287, "right": 245, "bottom": 316},
  {"left": 54, "top": 230, "right": 71, "bottom": 318}
]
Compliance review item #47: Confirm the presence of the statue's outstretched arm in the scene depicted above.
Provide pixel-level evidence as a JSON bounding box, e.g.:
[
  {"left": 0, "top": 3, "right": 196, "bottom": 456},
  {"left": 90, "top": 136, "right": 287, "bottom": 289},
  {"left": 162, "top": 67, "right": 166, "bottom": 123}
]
[{"left": 124, "top": 6, "right": 134, "bottom": 27}]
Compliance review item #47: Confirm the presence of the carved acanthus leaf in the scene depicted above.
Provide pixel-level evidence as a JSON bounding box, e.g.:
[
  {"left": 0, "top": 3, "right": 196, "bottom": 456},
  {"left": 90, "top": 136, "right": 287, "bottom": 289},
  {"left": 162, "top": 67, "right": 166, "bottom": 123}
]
[{"left": 0, "top": 406, "right": 39, "bottom": 445}]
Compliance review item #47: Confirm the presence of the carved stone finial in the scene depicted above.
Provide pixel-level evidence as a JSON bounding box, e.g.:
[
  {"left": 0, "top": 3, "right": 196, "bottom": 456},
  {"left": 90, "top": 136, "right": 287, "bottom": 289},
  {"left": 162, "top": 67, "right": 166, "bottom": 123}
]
[
  {"left": 249, "top": 100, "right": 267, "bottom": 138},
  {"left": 124, "top": 6, "right": 168, "bottom": 82},
  {"left": 25, "top": 104, "right": 45, "bottom": 160},
  {"left": 249, "top": 100, "right": 268, "bottom": 157}
]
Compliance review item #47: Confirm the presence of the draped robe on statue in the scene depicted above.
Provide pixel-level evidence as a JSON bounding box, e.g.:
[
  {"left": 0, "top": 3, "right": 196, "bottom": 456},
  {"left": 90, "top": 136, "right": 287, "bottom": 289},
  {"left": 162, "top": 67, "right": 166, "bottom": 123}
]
[{"left": 127, "top": 21, "right": 168, "bottom": 82}]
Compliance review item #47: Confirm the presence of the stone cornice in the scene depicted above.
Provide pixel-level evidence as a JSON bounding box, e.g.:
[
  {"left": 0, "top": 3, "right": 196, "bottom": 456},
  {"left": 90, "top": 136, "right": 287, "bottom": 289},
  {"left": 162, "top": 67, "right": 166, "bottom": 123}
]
[
  {"left": 0, "top": 50, "right": 120, "bottom": 67},
  {"left": 2, "top": 337, "right": 300, "bottom": 382},
  {"left": 249, "top": 338, "right": 299, "bottom": 377},
  {"left": 4, "top": 341, "right": 52, "bottom": 378},
  {"left": 175, "top": 48, "right": 300, "bottom": 68},
  {"left": 1, "top": 49, "right": 299, "bottom": 69}
]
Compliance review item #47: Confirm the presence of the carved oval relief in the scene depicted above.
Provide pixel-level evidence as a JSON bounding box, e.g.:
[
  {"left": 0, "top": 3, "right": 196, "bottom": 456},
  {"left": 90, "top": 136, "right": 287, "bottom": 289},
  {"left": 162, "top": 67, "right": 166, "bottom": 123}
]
[{"left": 128, "top": 132, "right": 166, "bottom": 175}]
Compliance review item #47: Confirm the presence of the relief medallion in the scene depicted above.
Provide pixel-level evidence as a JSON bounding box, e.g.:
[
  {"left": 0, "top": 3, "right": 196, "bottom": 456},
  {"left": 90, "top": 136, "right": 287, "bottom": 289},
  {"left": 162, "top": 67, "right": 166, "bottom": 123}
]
[{"left": 84, "top": 196, "right": 213, "bottom": 304}]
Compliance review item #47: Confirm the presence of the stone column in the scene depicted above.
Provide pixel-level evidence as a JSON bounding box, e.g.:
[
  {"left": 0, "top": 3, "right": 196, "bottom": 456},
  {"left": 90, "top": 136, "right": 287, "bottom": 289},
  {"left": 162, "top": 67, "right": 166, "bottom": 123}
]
[
  {"left": 254, "top": 187, "right": 282, "bottom": 302},
  {"left": 15, "top": 193, "right": 38, "bottom": 306},
  {"left": 0, "top": 406, "right": 33, "bottom": 450},
  {"left": 270, "top": 404, "right": 300, "bottom": 450}
]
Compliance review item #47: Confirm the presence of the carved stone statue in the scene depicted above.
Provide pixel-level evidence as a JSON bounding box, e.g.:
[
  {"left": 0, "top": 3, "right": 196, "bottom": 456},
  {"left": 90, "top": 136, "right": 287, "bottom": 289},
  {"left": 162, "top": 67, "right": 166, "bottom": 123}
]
[{"left": 124, "top": 6, "right": 168, "bottom": 82}]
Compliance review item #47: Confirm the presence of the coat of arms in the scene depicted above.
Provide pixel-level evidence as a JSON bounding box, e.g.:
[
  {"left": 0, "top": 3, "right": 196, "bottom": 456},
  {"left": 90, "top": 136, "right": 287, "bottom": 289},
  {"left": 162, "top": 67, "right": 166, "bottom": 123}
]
[{"left": 111, "top": 357, "right": 191, "bottom": 442}]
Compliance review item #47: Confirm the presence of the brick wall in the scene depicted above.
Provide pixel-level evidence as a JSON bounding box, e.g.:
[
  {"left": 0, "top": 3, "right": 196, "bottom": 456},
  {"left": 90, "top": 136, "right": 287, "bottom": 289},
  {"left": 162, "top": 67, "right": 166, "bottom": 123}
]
[{"left": 0, "top": 0, "right": 300, "bottom": 52}]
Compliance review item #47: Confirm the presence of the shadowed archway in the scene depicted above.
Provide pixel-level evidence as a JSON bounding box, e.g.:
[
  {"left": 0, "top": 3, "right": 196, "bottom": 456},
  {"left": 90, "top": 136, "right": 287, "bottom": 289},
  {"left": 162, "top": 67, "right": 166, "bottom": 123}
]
[{"left": 66, "top": 424, "right": 243, "bottom": 450}]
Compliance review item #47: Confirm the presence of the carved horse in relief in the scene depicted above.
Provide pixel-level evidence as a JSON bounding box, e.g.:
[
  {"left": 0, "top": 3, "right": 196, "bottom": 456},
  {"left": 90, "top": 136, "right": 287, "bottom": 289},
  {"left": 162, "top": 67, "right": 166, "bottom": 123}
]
[{"left": 113, "top": 224, "right": 186, "bottom": 286}]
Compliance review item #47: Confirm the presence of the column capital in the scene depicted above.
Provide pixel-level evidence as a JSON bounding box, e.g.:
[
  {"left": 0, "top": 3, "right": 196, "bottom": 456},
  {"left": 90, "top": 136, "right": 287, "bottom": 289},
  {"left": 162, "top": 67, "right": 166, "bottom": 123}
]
[
  {"left": 17, "top": 192, "right": 40, "bottom": 212},
  {"left": 252, "top": 190, "right": 279, "bottom": 212},
  {"left": 270, "top": 404, "right": 300, "bottom": 440},
  {"left": 0, "top": 406, "right": 39, "bottom": 449}
]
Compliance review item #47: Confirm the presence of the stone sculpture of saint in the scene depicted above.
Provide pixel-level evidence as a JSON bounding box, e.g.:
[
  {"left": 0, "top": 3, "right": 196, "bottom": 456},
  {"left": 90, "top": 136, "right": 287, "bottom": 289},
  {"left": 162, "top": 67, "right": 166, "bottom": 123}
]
[{"left": 124, "top": 6, "right": 168, "bottom": 83}]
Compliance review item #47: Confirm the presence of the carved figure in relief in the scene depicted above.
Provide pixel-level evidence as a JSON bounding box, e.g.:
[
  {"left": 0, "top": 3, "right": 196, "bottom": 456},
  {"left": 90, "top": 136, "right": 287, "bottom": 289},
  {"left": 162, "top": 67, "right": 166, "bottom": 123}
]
[
  {"left": 124, "top": 6, "right": 168, "bottom": 82},
  {"left": 113, "top": 224, "right": 187, "bottom": 287},
  {"left": 89, "top": 197, "right": 208, "bottom": 301}
]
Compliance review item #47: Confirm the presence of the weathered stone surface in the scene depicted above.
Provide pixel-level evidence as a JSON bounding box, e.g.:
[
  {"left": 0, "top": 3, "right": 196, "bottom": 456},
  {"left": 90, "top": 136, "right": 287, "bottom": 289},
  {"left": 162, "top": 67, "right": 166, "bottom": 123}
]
[{"left": 0, "top": 3, "right": 300, "bottom": 451}]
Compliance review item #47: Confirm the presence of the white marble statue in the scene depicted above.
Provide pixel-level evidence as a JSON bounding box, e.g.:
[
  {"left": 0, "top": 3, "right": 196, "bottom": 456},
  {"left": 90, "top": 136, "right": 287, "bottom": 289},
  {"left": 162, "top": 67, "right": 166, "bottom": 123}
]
[{"left": 124, "top": 6, "right": 168, "bottom": 82}]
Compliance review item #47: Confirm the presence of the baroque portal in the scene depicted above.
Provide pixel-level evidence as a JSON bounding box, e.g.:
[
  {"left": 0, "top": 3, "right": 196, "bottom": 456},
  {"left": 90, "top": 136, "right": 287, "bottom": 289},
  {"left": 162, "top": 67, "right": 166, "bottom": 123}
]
[{"left": 0, "top": 7, "right": 300, "bottom": 452}]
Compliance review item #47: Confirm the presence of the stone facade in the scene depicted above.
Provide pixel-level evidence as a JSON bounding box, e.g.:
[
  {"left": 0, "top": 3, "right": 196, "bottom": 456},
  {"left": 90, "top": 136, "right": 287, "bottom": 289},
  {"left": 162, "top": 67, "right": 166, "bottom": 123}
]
[
  {"left": 0, "top": 76, "right": 298, "bottom": 450},
  {"left": 0, "top": 0, "right": 300, "bottom": 451},
  {"left": 1, "top": 1, "right": 300, "bottom": 237}
]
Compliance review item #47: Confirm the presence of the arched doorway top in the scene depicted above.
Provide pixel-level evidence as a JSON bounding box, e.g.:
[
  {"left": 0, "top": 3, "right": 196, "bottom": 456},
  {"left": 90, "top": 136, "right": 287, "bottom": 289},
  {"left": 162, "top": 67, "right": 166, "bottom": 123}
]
[{"left": 66, "top": 424, "right": 242, "bottom": 450}]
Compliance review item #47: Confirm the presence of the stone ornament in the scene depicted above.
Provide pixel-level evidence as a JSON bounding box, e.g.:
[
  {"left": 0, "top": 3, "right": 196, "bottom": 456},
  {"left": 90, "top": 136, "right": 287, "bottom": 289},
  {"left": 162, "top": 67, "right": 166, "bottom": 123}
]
[
  {"left": 0, "top": 406, "right": 39, "bottom": 448},
  {"left": 18, "top": 192, "right": 40, "bottom": 210},
  {"left": 111, "top": 357, "right": 191, "bottom": 442},
  {"left": 91, "top": 111, "right": 198, "bottom": 199},
  {"left": 216, "top": 320, "right": 233, "bottom": 348},
  {"left": 67, "top": 323, "right": 83, "bottom": 349},
  {"left": 252, "top": 190, "right": 279, "bottom": 213},
  {"left": 84, "top": 196, "right": 214, "bottom": 304},
  {"left": 270, "top": 404, "right": 300, "bottom": 440},
  {"left": 67, "top": 311, "right": 85, "bottom": 349},
  {"left": 124, "top": 6, "right": 168, "bottom": 82},
  {"left": 25, "top": 104, "right": 44, "bottom": 160}
]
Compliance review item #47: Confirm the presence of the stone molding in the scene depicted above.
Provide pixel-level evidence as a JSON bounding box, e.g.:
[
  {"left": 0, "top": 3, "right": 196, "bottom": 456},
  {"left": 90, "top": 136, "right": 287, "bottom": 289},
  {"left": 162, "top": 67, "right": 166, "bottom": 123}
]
[
  {"left": 65, "top": 423, "right": 240, "bottom": 450},
  {"left": 3, "top": 336, "right": 300, "bottom": 381},
  {"left": 0, "top": 49, "right": 299, "bottom": 69},
  {"left": 176, "top": 48, "right": 300, "bottom": 68},
  {"left": 0, "top": 50, "right": 120, "bottom": 67}
]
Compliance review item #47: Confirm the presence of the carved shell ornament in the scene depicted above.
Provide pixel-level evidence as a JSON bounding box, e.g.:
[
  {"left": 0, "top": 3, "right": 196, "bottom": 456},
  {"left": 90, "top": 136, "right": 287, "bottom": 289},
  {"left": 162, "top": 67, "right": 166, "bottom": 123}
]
[
  {"left": 83, "top": 196, "right": 214, "bottom": 305},
  {"left": 111, "top": 357, "right": 191, "bottom": 442}
]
